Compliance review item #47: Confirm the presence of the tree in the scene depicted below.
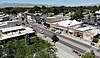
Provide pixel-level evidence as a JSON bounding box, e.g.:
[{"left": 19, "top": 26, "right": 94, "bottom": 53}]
[
  {"left": 41, "top": 6, "right": 46, "bottom": 9},
  {"left": 34, "top": 6, "right": 41, "bottom": 12},
  {"left": 51, "top": 34, "right": 59, "bottom": 43},
  {"left": 92, "top": 38, "right": 99, "bottom": 43},
  {"left": 70, "top": 10, "right": 83, "bottom": 20},
  {"left": 92, "top": 34, "right": 100, "bottom": 43},
  {"left": 81, "top": 52, "right": 95, "bottom": 58},
  {"left": 34, "top": 47, "right": 58, "bottom": 58},
  {"left": 28, "top": 8, "right": 35, "bottom": 13},
  {"left": 5, "top": 41, "right": 16, "bottom": 58},
  {"left": 0, "top": 45, "right": 3, "bottom": 57}
]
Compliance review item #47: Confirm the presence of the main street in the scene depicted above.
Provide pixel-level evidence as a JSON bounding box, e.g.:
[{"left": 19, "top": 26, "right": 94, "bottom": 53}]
[{"left": 19, "top": 20, "right": 100, "bottom": 58}]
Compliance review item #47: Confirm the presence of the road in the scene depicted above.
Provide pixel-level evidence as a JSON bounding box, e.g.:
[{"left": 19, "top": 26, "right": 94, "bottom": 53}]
[{"left": 19, "top": 20, "right": 100, "bottom": 58}]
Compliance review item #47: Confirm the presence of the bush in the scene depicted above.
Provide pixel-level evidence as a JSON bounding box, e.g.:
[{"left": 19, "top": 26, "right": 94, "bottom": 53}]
[
  {"left": 81, "top": 52, "right": 95, "bottom": 58},
  {"left": 92, "top": 38, "right": 99, "bottom": 43},
  {"left": 51, "top": 34, "right": 59, "bottom": 43}
]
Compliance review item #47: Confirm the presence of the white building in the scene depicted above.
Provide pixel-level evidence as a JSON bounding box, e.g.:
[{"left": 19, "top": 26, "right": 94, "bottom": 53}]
[
  {"left": 52, "top": 20, "right": 82, "bottom": 28},
  {"left": 0, "top": 12, "right": 9, "bottom": 22},
  {"left": 0, "top": 20, "right": 19, "bottom": 28},
  {"left": 95, "top": 10, "right": 100, "bottom": 19},
  {"left": 0, "top": 26, "right": 35, "bottom": 44}
]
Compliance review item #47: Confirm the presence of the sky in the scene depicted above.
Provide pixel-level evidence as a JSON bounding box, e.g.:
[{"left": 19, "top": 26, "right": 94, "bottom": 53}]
[{"left": 0, "top": 0, "right": 100, "bottom": 6}]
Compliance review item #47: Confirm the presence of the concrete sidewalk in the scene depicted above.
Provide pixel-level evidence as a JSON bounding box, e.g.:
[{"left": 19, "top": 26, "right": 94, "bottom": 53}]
[{"left": 56, "top": 47, "right": 76, "bottom": 58}]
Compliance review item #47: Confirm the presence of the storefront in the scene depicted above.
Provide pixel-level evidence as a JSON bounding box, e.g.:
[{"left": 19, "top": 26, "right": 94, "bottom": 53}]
[{"left": 74, "top": 31, "right": 83, "bottom": 38}]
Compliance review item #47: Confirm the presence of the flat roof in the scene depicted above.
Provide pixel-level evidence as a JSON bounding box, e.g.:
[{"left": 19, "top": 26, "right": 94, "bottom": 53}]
[
  {"left": 0, "top": 22, "right": 7, "bottom": 26},
  {"left": 52, "top": 20, "right": 82, "bottom": 27},
  {"left": 76, "top": 27, "right": 93, "bottom": 31},
  {"left": 0, "top": 26, "right": 34, "bottom": 40},
  {"left": 0, "top": 19, "right": 3, "bottom": 21},
  {"left": 45, "top": 17, "right": 61, "bottom": 23},
  {"left": 46, "top": 17, "right": 56, "bottom": 18},
  {"left": 1, "top": 30, "right": 34, "bottom": 41},
  {"left": 0, "top": 26, "right": 25, "bottom": 33},
  {"left": 89, "top": 29, "right": 100, "bottom": 36},
  {"left": 95, "top": 11, "right": 100, "bottom": 14}
]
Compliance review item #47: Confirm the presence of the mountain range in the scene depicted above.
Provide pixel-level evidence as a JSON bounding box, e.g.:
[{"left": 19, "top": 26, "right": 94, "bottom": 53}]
[
  {"left": 0, "top": 3, "right": 53, "bottom": 8},
  {"left": 0, "top": 3, "right": 100, "bottom": 8}
]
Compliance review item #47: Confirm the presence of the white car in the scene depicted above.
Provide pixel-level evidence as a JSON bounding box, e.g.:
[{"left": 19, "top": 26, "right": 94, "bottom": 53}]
[
  {"left": 39, "top": 30, "right": 44, "bottom": 34},
  {"left": 55, "top": 30, "right": 61, "bottom": 34}
]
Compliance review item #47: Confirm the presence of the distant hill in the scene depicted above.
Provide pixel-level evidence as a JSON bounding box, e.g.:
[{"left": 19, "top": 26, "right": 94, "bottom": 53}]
[
  {"left": 0, "top": 3, "right": 53, "bottom": 8},
  {"left": 91, "top": 3, "right": 100, "bottom": 7}
]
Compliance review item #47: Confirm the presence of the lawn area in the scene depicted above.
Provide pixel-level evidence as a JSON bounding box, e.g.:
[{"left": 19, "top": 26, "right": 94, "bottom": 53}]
[{"left": 3, "top": 36, "right": 57, "bottom": 58}]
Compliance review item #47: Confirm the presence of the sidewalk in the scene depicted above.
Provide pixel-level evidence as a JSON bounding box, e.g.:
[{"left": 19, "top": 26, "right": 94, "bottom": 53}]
[
  {"left": 60, "top": 31, "right": 99, "bottom": 49},
  {"left": 62, "top": 31, "right": 91, "bottom": 46},
  {"left": 55, "top": 42, "right": 80, "bottom": 58},
  {"left": 56, "top": 47, "right": 76, "bottom": 58}
]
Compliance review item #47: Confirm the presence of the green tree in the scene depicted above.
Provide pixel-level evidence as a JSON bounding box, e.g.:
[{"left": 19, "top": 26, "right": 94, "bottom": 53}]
[
  {"left": 92, "top": 34, "right": 100, "bottom": 43},
  {"left": 81, "top": 52, "right": 95, "bottom": 58},
  {"left": 34, "top": 47, "right": 58, "bottom": 58},
  {"left": 28, "top": 8, "right": 35, "bottom": 13},
  {"left": 51, "top": 34, "right": 59, "bottom": 43},
  {"left": 5, "top": 41, "right": 16, "bottom": 58},
  {"left": 34, "top": 6, "right": 41, "bottom": 12},
  {"left": 0, "top": 45, "right": 3, "bottom": 57},
  {"left": 41, "top": 6, "right": 46, "bottom": 9},
  {"left": 70, "top": 9, "right": 83, "bottom": 20}
]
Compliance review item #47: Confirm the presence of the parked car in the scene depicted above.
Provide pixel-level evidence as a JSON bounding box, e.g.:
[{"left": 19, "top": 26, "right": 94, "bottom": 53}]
[
  {"left": 72, "top": 49, "right": 81, "bottom": 56},
  {"left": 55, "top": 30, "right": 61, "bottom": 34},
  {"left": 90, "top": 50, "right": 95, "bottom": 55},
  {"left": 51, "top": 29, "right": 56, "bottom": 32},
  {"left": 39, "top": 30, "right": 44, "bottom": 34},
  {"left": 90, "top": 42, "right": 95, "bottom": 46},
  {"left": 56, "top": 31, "right": 61, "bottom": 34}
]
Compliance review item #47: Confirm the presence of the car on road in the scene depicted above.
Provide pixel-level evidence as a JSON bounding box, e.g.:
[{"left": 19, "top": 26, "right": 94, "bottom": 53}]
[
  {"left": 55, "top": 30, "right": 61, "bottom": 34},
  {"left": 29, "top": 26, "right": 33, "bottom": 28},
  {"left": 72, "top": 49, "right": 81, "bottom": 56},
  {"left": 39, "top": 29, "right": 44, "bottom": 34},
  {"left": 51, "top": 29, "right": 56, "bottom": 32},
  {"left": 90, "top": 50, "right": 95, "bottom": 55}
]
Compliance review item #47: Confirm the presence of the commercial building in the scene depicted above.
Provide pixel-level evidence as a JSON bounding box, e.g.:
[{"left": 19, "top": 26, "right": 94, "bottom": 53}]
[
  {"left": 0, "top": 12, "right": 9, "bottom": 22},
  {"left": 95, "top": 10, "right": 100, "bottom": 19},
  {"left": 50, "top": 19, "right": 100, "bottom": 40},
  {"left": 45, "top": 17, "right": 62, "bottom": 23},
  {"left": 52, "top": 20, "right": 82, "bottom": 27},
  {"left": 0, "top": 26, "right": 35, "bottom": 44},
  {"left": 51, "top": 20, "right": 82, "bottom": 31},
  {"left": 74, "top": 27, "right": 93, "bottom": 40},
  {"left": 0, "top": 20, "right": 19, "bottom": 28}
]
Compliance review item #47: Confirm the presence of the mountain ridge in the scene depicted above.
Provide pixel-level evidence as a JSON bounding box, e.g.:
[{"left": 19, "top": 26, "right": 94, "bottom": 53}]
[{"left": 0, "top": 3, "right": 53, "bottom": 8}]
